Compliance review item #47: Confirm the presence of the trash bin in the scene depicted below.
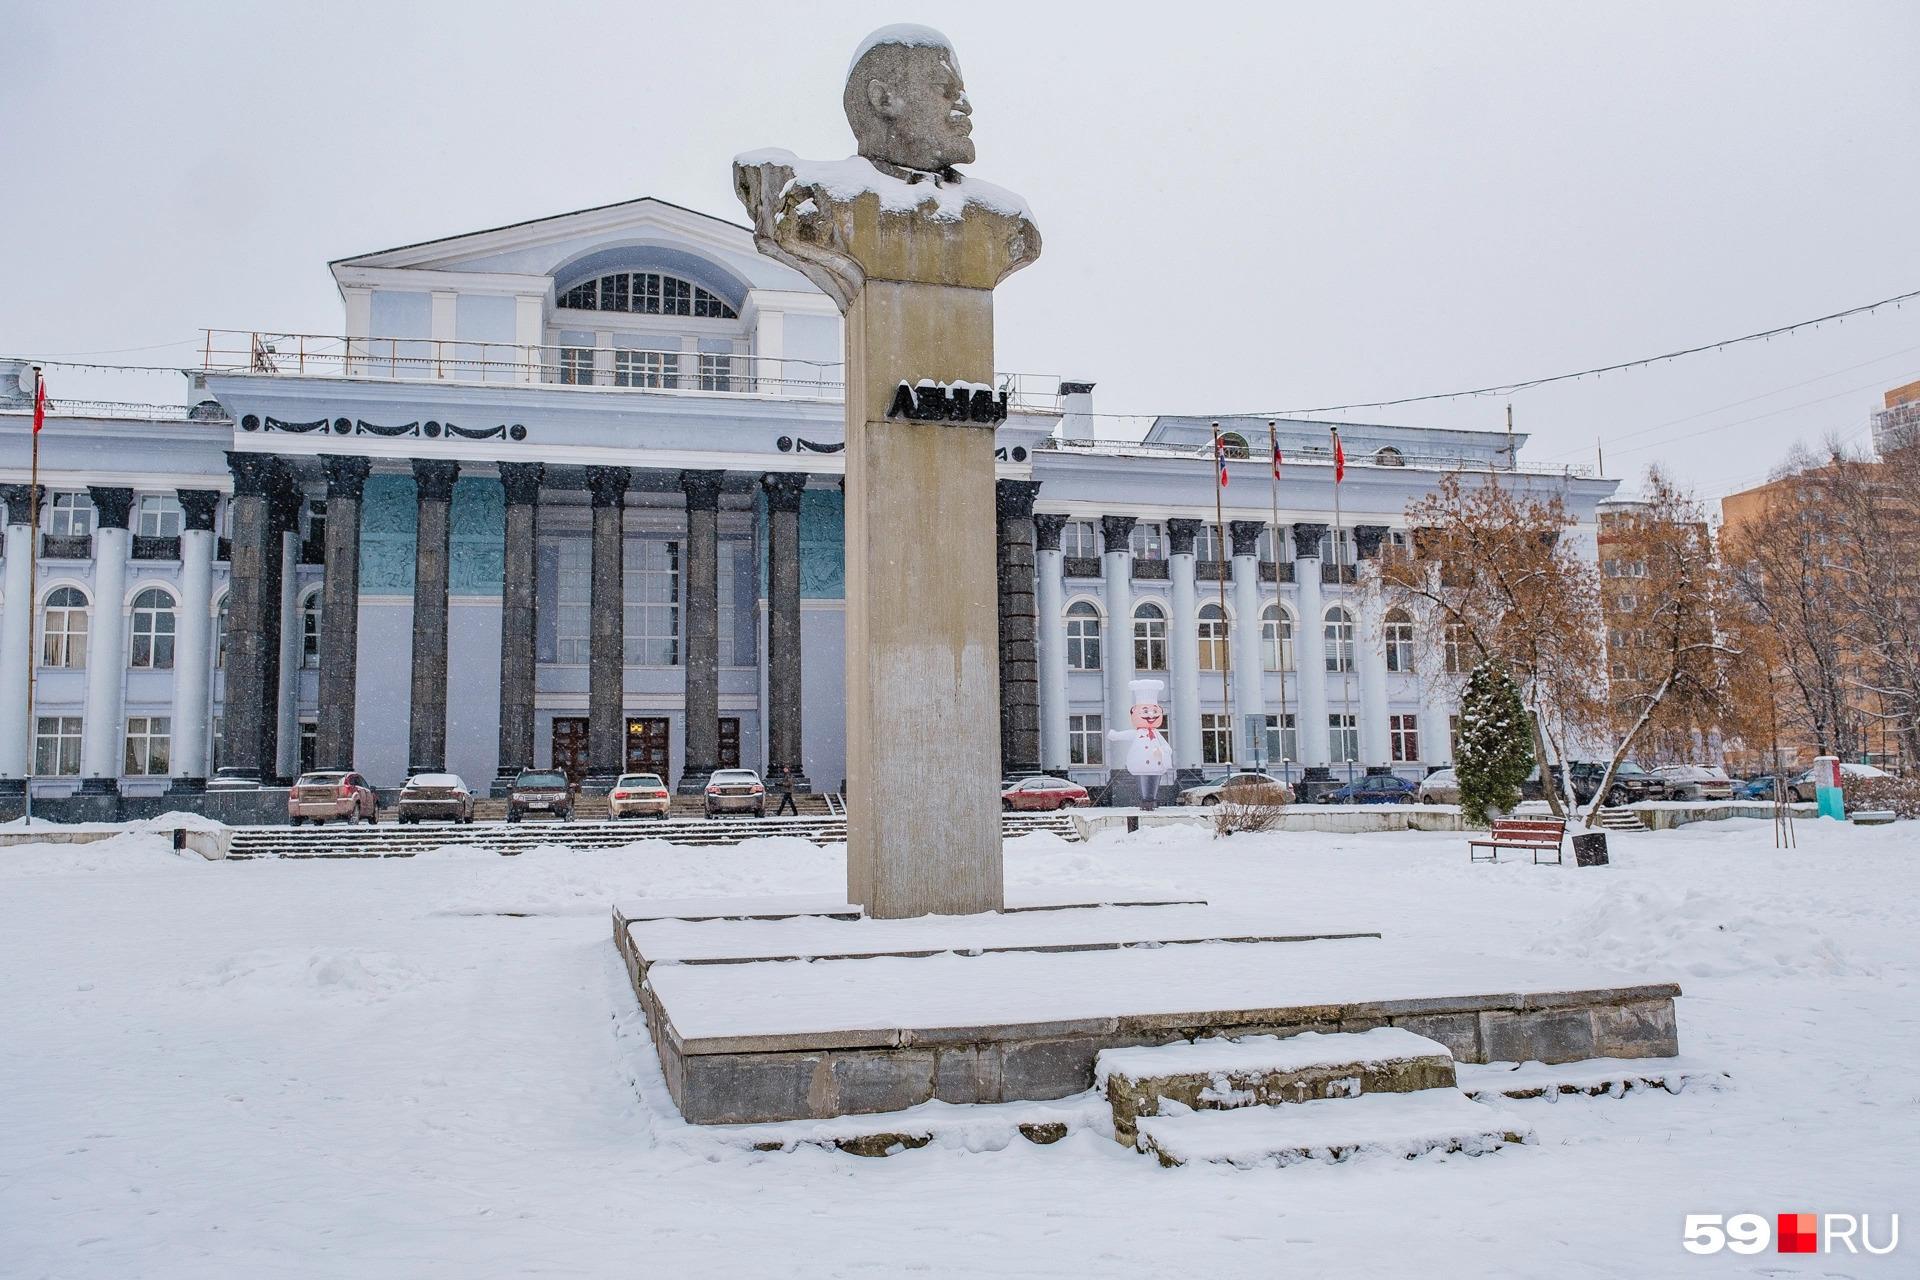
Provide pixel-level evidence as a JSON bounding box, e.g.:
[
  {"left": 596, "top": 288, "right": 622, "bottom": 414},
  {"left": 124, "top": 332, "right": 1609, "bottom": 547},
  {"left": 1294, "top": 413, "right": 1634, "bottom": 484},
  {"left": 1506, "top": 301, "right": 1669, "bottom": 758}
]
[{"left": 1572, "top": 832, "right": 1609, "bottom": 867}]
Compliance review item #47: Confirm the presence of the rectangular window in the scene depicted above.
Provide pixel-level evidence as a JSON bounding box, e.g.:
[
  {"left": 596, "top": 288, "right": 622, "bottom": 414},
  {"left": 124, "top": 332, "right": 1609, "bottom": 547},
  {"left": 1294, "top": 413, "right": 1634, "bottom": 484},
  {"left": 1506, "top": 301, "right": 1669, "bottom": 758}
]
[
  {"left": 614, "top": 349, "right": 677, "bottom": 389},
  {"left": 1068, "top": 713, "right": 1104, "bottom": 766},
  {"left": 1060, "top": 520, "right": 1098, "bottom": 559},
  {"left": 623, "top": 537, "right": 681, "bottom": 667},
  {"left": 1330, "top": 713, "right": 1359, "bottom": 764},
  {"left": 299, "top": 720, "right": 317, "bottom": 775},
  {"left": 1255, "top": 526, "right": 1292, "bottom": 562},
  {"left": 551, "top": 537, "right": 590, "bottom": 664},
  {"left": 698, "top": 352, "right": 736, "bottom": 392},
  {"left": 717, "top": 538, "right": 756, "bottom": 668},
  {"left": 1449, "top": 714, "right": 1461, "bottom": 758},
  {"left": 34, "top": 715, "right": 82, "bottom": 776},
  {"left": 1317, "top": 528, "right": 1355, "bottom": 566},
  {"left": 124, "top": 716, "right": 171, "bottom": 776},
  {"left": 558, "top": 347, "right": 593, "bottom": 385},
  {"left": 1201, "top": 712, "right": 1234, "bottom": 765},
  {"left": 48, "top": 491, "right": 93, "bottom": 537},
  {"left": 1129, "top": 522, "right": 1166, "bottom": 561},
  {"left": 1194, "top": 523, "right": 1226, "bottom": 563},
  {"left": 135, "top": 494, "right": 184, "bottom": 537},
  {"left": 1390, "top": 714, "right": 1419, "bottom": 763},
  {"left": 1264, "top": 712, "right": 1297, "bottom": 765}
]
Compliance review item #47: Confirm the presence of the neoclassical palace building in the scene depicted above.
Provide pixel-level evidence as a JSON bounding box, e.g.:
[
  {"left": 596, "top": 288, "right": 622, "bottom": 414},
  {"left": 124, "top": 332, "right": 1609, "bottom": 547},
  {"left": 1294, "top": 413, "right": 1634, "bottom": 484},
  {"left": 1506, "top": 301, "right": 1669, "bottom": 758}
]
[{"left": 0, "top": 196, "right": 1616, "bottom": 813}]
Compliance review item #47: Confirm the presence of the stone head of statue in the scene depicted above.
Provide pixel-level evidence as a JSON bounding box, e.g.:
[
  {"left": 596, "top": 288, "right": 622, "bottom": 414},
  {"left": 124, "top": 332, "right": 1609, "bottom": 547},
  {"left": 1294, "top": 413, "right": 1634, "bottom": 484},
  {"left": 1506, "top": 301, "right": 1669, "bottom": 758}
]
[{"left": 843, "top": 25, "right": 975, "bottom": 174}]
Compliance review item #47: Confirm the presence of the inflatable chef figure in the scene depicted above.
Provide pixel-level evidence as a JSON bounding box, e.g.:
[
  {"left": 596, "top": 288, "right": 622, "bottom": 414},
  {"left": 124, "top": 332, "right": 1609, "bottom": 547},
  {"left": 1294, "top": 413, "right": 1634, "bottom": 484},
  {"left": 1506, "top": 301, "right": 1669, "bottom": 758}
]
[{"left": 1108, "top": 678, "right": 1173, "bottom": 809}]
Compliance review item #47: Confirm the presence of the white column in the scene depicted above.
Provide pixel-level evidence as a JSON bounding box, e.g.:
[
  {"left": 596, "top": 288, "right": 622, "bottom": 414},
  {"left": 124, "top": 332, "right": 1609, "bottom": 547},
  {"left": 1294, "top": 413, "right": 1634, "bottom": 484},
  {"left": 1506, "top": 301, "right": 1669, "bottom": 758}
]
[
  {"left": 275, "top": 531, "right": 300, "bottom": 780},
  {"left": 1167, "top": 520, "right": 1201, "bottom": 775},
  {"left": 0, "top": 498, "right": 34, "bottom": 778},
  {"left": 1292, "top": 523, "right": 1331, "bottom": 768},
  {"left": 80, "top": 513, "right": 131, "bottom": 787},
  {"left": 1229, "top": 529, "right": 1265, "bottom": 767},
  {"left": 1356, "top": 562, "right": 1390, "bottom": 768},
  {"left": 1099, "top": 517, "right": 1135, "bottom": 738},
  {"left": 1035, "top": 519, "right": 1069, "bottom": 770},
  {"left": 171, "top": 522, "right": 215, "bottom": 781}
]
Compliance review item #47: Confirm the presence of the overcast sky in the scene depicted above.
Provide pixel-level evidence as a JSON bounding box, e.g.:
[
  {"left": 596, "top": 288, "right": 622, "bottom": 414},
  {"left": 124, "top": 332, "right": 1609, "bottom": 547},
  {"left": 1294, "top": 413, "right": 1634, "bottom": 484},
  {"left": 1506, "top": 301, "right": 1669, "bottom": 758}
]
[{"left": 5, "top": 0, "right": 1918, "bottom": 506}]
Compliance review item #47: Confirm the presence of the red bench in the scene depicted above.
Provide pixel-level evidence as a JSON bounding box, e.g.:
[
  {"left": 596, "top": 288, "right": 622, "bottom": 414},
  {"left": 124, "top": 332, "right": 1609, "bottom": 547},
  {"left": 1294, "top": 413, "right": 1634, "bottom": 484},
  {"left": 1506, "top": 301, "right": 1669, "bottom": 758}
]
[{"left": 1468, "top": 816, "right": 1568, "bottom": 865}]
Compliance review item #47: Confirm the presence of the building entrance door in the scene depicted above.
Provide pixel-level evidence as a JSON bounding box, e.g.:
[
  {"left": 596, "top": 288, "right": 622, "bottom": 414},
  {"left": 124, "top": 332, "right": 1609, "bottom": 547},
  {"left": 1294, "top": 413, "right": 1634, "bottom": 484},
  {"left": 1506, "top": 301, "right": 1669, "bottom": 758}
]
[
  {"left": 718, "top": 717, "right": 740, "bottom": 769},
  {"left": 625, "top": 718, "right": 670, "bottom": 776},
  {"left": 551, "top": 717, "right": 590, "bottom": 785}
]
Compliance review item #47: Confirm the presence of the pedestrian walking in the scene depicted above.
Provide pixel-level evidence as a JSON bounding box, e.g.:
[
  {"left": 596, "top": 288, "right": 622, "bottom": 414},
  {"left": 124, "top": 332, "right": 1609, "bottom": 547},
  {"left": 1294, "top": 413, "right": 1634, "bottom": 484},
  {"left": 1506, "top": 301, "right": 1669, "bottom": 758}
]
[{"left": 776, "top": 767, "right": 799, "bottom": 816}]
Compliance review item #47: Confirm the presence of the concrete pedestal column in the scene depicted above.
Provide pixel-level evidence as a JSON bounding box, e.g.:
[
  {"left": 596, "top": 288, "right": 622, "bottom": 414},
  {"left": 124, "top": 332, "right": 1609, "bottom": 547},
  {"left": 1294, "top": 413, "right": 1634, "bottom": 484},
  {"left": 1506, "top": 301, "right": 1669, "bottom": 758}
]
[
  {"left": 677, "top": 470, "right": 723, "bottom": 794},
  {"left": 1228, "top": 521, "right": 1266, "bottom": 768},
  {"left": 1034, "top": 514, "right": 1069, "bottom": 772},
  {"left": 407, "top": 461, "right": 457, "bottom": 776},
  {"left": 494, "top": 464, "right": 542, "bottom": 793},
  {"left": 256, "top": 482, "right": 301, "bottom": 781},
  {"left": 1354, "top": 526, "right": 1392, "bottom": 769},
  {"left": 995, "top": 479, "right": 1041, "bottom": 778},
  {"left": 584, "top": 466, "right": 629, "bottom": 790},
  {"left": 0, "top": 485, "right": 41, "bottom": 784},
  {"left": 762, "top": 472, "right": 810, "bottom": 790},
  {"left": 274, "top": 525, "right": 300, "bottom": 783},
  {"left": 315, "top": 458, "right": 369, "bottom": 772},
  {"left": 78, "top": 487, "right": 133, "bottom": 794},
  {"left": 214, "top": 455, "right": 281, "bottom": 787},
  {"left": 1099, "top": 515, "right": 1137, "bottom": 803},
  {"left": 167, "top": 490, "right": 220, "bottom": 789},
  {"left": 1291, "top": 523, "right": 1331, "bottom": 773},
  {"left": 1165, "top": 519, "right": 1203, "bottom": 784}
]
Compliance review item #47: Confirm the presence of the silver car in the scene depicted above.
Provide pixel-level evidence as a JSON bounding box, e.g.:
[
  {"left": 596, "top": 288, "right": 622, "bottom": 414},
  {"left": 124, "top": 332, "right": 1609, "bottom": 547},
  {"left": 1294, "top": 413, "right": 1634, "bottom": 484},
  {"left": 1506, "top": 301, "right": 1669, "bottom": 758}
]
[
  {"left": 1415, "top": 767, "right": 1460, "bottom": 804},
  {"left": 1176, "top": 772, "right": 1295, "bottom": 807}
]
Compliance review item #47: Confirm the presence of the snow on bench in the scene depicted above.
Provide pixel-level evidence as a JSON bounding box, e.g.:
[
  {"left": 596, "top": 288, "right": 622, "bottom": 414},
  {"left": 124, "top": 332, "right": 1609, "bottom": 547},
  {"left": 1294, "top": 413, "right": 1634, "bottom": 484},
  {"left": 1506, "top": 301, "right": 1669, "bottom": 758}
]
[{"left": 1134, "top": 1089, "right": 1534, "bottom": 1168}]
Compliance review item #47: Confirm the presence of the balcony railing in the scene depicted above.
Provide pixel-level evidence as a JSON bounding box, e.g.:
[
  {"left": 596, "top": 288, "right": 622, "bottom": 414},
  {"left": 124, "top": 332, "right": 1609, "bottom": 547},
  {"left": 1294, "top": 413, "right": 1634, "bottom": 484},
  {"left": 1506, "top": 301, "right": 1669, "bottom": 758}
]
[{"left": 1038, "top": 433, "right": 1598, "bottom": 480}]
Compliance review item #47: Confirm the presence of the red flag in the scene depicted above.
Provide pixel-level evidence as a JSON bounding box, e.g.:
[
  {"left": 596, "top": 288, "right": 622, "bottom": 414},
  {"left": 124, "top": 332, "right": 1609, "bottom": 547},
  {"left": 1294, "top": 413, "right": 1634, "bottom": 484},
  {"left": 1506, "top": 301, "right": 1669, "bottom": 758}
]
[
  {"left": 1332, "top": 428, "right": 1345, "bottom": 484},
  {"left": 1213, "top": 429, "right": 1230, "bottom": 488},
  {"left": 1272, "top": 438, "right": 1283, "bottom": 480},
  {"left": 31, "top": 371, "right": 46, "bottom": 435}
]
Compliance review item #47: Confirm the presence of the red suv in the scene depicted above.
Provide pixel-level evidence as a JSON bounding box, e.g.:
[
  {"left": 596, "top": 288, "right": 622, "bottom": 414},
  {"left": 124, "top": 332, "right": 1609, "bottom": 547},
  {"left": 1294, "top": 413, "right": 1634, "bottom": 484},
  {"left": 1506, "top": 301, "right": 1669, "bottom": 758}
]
[{"left": 288, "top": 771, "right": 378, "bottom": 826}]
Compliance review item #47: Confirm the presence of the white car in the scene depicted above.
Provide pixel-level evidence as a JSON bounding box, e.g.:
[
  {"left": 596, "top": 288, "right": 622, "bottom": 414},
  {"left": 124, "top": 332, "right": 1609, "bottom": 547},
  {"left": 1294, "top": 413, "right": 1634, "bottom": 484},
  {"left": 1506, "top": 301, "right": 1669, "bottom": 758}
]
[
  {"left": 1177, "top": 772, "right": 1295, "bottom": 807},
  {"left": 1653, "top": 764, "right": 1735, "bottom": 801},
  {"left": 1415, "top": 767, "right": 1459, "bottom": 804}
]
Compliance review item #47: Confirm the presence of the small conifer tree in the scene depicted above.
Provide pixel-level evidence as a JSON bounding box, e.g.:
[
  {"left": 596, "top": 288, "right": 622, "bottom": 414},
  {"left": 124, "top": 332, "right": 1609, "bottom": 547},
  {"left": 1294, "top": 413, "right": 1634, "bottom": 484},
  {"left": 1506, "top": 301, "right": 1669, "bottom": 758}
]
[{"left": 1456, "top": 660, "right": 1534, "bottom": 826}]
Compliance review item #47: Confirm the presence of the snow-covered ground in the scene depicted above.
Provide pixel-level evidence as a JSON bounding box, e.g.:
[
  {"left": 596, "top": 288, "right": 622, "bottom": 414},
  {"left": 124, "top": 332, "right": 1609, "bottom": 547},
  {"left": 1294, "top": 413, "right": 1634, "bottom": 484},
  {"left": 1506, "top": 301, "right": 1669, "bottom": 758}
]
[{"left": 1, "top": 819, "right": 1913, "bottom": 1277}]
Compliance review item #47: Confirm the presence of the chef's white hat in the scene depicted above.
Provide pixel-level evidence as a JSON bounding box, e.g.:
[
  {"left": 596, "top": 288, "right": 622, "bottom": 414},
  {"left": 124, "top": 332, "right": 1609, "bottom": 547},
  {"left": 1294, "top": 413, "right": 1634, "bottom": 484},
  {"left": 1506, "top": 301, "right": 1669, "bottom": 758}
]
[{"left": 1128, "top": 678, "right": 1166, "bottom": 705}]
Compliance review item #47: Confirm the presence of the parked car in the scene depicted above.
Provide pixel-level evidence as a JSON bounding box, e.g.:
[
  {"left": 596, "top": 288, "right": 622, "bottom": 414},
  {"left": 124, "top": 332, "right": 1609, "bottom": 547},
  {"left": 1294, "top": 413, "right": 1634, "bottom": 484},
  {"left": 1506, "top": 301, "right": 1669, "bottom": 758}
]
[
  {"left": 506, "top": 769, "right": 574, "bottom": 823},
  {"left": 609, "top": 772, "right": 672, "bottom": 819},
  {"left": 287, "top": 771, "right": 378, "bottom": 826},
  {"left": 1652, "top": 764, "right": 1735, "bottom": 801},
  {"left": 1316, "top": 774, "right": 1418, "bottom": 805},
  {"left": 1414, "top": 767, "right": 1459, "bottom": 804},
  {"left": 1788, "top": 762, "right": 1890, "bottom": 803},
  {"left": 1176, "top": 772, "right": 1294, "bottom": 807},
  {"left": 704, "top": 768, "right": 766, "bottom": 817},
  {"left": 1528, "top": 761, "right": 1668, "bottom": 806},
  {"left": 396, "top": 772, "right": 476, "bottom": 824},
  {"left": 1000, "top": 775, "right": 1090, "bottom": 811},
  {"left": 1736, "top": 773, "right": 1785, "bottom": 800}
]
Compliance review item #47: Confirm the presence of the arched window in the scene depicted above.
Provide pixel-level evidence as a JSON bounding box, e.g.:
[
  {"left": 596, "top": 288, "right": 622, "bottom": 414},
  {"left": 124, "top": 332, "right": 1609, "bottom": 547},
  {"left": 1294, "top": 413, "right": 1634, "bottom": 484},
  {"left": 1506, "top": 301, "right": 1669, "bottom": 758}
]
[
  {"left": 41, "top": 587, "right": 88, "bottom": 668},
  {"left": 215, "top": 594, "right": 229, "bottom": 669},
  {"left": 1262, "top": 603, "right": 1293, "bottom": 671},
  {"left": 1218, "top": 432, "right": 1250, "bottom": 459},
  {"left": 1324, "top": 606, "right": 1355, "bottom": 673},
  {"left": 300, "top": 589, "right": 322, "bottom": 669},
  {"left": 1065, "top": 601, "right": 1102, "bottom": 671},
  {"left": 129, "top": 588, "right": 177, "bottom": 670},
  {"left": 556, "top": 272, "right": 737, "bottom": 319},
  {"left": 1374, "top": 446, "right": 1405, "bottom": 467},
  {"left": 1198, "top": 603, "right": 1230, "bottom": 671},
  {"left": 1132, "top": 600, "right": 1167, "bottom": 672},
  {"left": 1383, "top": 608, "right": 1416, "bottom": 673}
]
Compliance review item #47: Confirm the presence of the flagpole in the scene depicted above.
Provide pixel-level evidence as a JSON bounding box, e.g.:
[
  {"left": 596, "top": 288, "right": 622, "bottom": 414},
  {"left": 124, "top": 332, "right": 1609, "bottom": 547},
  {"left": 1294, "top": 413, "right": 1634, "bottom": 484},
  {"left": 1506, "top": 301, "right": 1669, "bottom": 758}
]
[
  {"left": 1211, "top": 424, "right": 1232, "bottom": 771},
  {"left": 24, "top": 365, "right": 42, "bottom": 826},
  {"left": 1268, "top": 421, "right": 1289, "bottom": 785},
  {"left": 1332, "top": 425, "right": 1354, "bottom": 782}
]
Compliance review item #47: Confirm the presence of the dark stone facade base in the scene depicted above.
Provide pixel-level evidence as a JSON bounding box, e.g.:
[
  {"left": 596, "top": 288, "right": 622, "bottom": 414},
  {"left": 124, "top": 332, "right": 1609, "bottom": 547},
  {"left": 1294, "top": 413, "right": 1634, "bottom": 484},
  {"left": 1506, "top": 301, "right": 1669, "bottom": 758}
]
[
  {"left": 165, "top": 776, "right": 208, "bottom": 796},
  {"left": 0, "top": 787, "right": 292, "bottom": 826},
  {"left": 78, "top": 777, "right": 120, "bottom": 796},
  {"left": 0, "top": 778, "right": 24, "bottom": 797}
]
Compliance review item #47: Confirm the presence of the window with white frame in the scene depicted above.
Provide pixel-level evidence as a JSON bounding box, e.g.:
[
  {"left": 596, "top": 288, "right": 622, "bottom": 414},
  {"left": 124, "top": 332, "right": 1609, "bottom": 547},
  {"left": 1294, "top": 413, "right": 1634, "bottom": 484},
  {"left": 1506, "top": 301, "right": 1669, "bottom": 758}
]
[
  {"left": 614, "top": 349, "right": 677, "bottom": 389},
  {"left": 1261, "top": 603, "right": 1293, "bottom": 671},
  {"left": 1129, "top": 522, "right": 1166, "bottom": 561},
  {"left": 215, "top": 594, "right": 229, "bottom": 668},
  {"left": 558, "top": 346, "right": 594, "bottom": 385},
  {"left": 129, "top": 587, "right": 176, "bottom": 670},
  {"left": 1264, "top": 712, "right": 1297, "bottom": 764},
  {"left": 1324, "top": 606, "right": 1355, "bottom": 673},
  {"left": 1132, "top": 600, "right": 1167, "bottom": 671},
  {"left": 34, "top": 715, "right": 82, "bottom": 775},
  {"left": 124, "top": 716, "right": 171, "bottom": 776},
  {"left": 697, "top": 352, "right": 736, "bottom": 392},
  {"left": 47, "top": 491, "right": 93, "bottom": 537},
  {"left": 1060, "top": 520, "right": 1099, "bottom": 559},
  {"left": 135, "top": 494, "right": 183, "bottom": 537},
  {"left": 623, "top": 538, "right": 681, "bottom": 666},
  {"left": 1255, "top": 526, "right": 1292, "bottom": 562},
  {"left": 1068, "top": 713, "right": 1104, "bottom": 765},
  {"left": 1449, "top": 714, "right": 1461, "bottom": 757},
  {"left": 1443, "top": 621, "right": 1470, "bottom": 674},
  {"left": 1197, "top": 602, "right": 1229, "bottom": 671},
  {"left": 1316, "top": 528, "right": 1355, "bottom": 566},
  {"left": 41, "top": 587, "right": 88, "bottom": 668},
  {"left": 1200, "top": 712, "right": 1234, "bottom": 765},
  {"left": 1194, "top": 523, "right": 1226, "bottom": 563},
  {"left": 1383, "top": 608, "right": 1416, "bottom": 673},
  {"left": 557, "top": 272, "right": 738, "bottom": 319},
  {"left": 1065, "top": 601, "right": 1102, "bottom": 671},
  {"left": 1329, "top": 713, "right": 1359, "bottom": 763},
  {"left": 1390, "top": 713, "right": 1420, "bottom": 762},
  {"left": 300, "top": 590, "right": 322, "bottom": 668},
  {"left": 552, "top": 539, "right": 590, "bottom": 664}
]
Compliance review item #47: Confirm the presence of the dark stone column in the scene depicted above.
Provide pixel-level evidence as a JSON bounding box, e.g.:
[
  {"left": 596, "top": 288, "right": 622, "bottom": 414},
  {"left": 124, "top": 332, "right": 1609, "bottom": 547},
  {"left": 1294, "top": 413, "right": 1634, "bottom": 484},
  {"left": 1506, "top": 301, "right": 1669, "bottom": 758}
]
[
  {"left": 585, "top": 465, "right": 630, "bottom": 790},
  {"left": 996, "top": 479, "right": 1042, "bottom": 778},
  {"left": 407, "top": 460, "right": 458, "bottom": 775},
  {"left": 1353, "top": 524, "right": 1390, "bottom": 561},
  {"left": 260, "top": 480, "right": 303, "bottom": 783},
  {"left": 762, "top": 472, "right": 810, "bottom": 791},
  {"left": 213, "top": 454, "right": 282, "bottom": 786},
  {"left": 677, "top": 469, "right": 724, "bottom": 794},
  {"left": 315, "top": 457, "right": 369, "bottom": 771},
  {"left": 495, "top": 463, "right": 543, "bottom": 794}
]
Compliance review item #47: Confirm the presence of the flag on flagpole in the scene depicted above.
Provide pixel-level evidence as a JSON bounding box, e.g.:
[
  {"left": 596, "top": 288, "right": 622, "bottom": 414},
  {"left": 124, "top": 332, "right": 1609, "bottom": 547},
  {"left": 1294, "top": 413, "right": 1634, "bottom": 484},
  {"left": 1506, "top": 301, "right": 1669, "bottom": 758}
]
[
  {"left": 1272, "top": 437, "right": 1283, "bottom": 480},
  {"left": 31, "top": 371, "right": 46, "bottom": 435},
  {"left": 1213, "top": 428, "right": 1230, "bottom": 487},
  {"left": 1331, "top": 427, "right": 1345, "bottom": 484}
]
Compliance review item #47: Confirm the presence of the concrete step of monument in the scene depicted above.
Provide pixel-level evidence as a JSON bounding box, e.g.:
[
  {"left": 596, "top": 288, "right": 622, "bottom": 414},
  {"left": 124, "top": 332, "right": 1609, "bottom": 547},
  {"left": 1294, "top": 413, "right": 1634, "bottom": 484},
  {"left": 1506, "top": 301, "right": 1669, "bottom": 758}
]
[
  {"left": 1096, "top": 1028, "right": 1458, "bottom": 1145},
  {"left": 1596, "top": 807, "right": 1648, "bottom": 831},
  {"left": 1134, "top": 1088, "right": 1534, "bottom": 1169},
  {"left": 1456, "top": 1056, "right": 1729, "bottom": 1101}
]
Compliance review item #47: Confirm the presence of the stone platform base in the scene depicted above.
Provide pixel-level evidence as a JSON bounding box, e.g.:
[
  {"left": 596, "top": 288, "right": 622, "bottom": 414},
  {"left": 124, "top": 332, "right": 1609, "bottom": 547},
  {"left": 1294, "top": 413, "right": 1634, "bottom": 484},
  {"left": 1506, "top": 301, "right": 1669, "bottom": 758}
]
[{"left": 617, "top": 897, "right": 1682, "bottom": 1125}]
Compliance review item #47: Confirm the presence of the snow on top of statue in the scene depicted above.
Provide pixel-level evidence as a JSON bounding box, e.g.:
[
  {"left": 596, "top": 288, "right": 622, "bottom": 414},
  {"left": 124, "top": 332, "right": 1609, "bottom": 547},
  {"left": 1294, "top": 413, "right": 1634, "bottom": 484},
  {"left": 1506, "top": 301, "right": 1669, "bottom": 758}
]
[
  {"left": 847, "top": 23, "right": 955, "bottom": 75},
  {"left": 732, "top": 149, "right": 1033, "bottom": 225}
]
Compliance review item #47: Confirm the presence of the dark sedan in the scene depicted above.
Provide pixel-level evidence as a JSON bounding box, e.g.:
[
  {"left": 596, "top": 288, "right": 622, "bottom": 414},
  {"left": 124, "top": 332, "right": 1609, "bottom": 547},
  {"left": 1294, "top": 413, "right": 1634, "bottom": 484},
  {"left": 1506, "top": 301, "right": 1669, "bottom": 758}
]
[
  {"left": 1316, "top": 775, "right": 1417, "bottom": 805},
  {"left": 506, "top": 769, "right": 574, "bottom": 822}
]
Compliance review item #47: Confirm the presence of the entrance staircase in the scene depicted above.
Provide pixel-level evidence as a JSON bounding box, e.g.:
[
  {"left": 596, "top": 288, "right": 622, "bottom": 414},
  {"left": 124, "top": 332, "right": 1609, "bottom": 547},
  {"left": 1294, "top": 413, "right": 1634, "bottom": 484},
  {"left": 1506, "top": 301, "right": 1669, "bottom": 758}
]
[
  {"left": 227, "top": 808, "right": 1079, "bottom": 860},
  {"left": 1096, "top": 1028, "right": 1534, "bottom": 1168},
  {"left": 1595, "top": 806, "right": 1648, "bottom": 832}
]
